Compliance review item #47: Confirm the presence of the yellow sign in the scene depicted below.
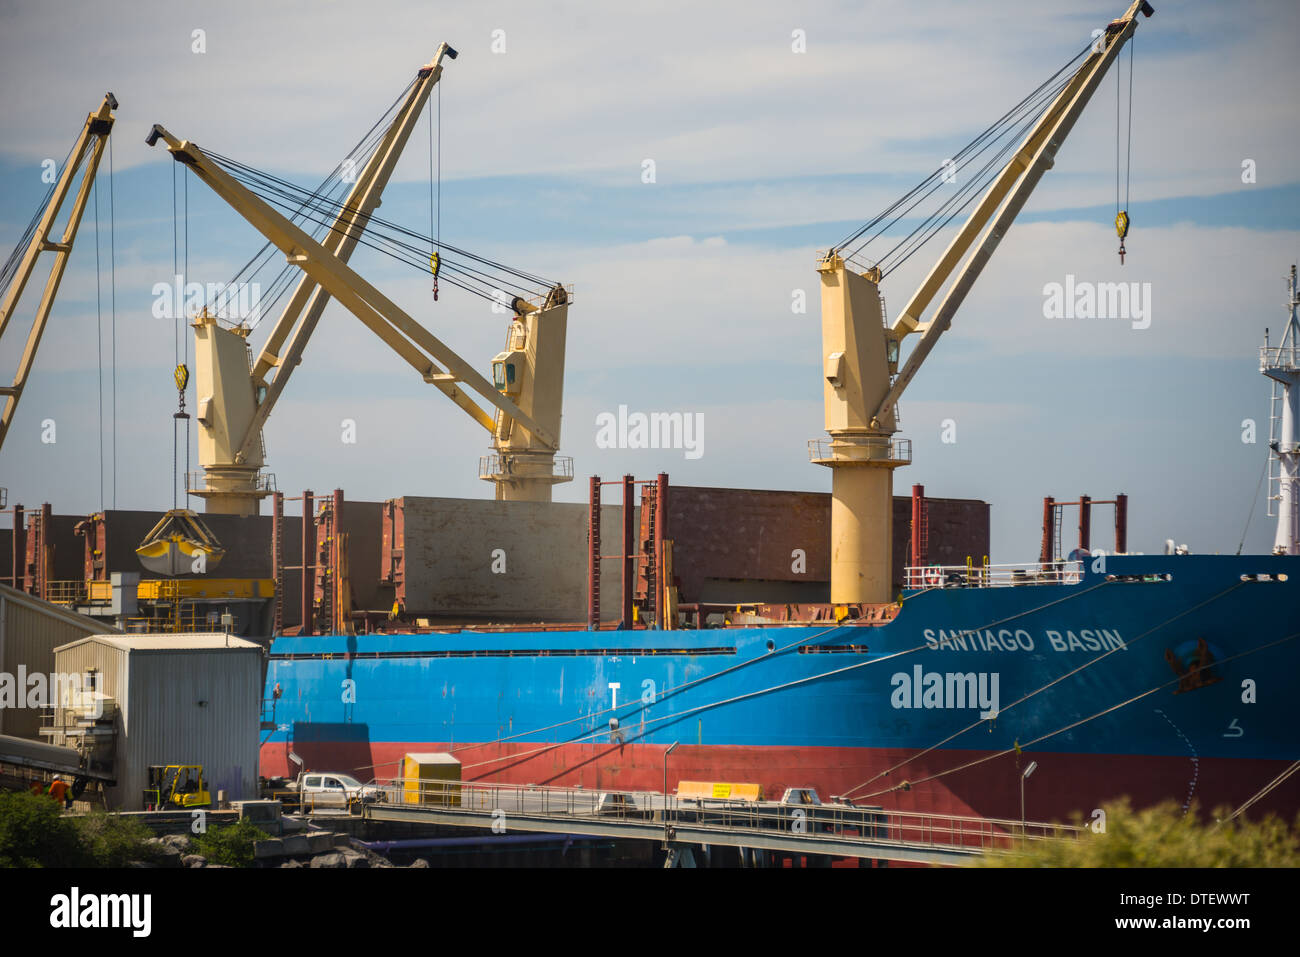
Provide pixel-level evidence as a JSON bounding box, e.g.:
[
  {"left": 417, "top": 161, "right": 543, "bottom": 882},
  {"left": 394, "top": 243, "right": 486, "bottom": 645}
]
[{"left": 678, "top": 781, "right": 764, "bottom": 802}]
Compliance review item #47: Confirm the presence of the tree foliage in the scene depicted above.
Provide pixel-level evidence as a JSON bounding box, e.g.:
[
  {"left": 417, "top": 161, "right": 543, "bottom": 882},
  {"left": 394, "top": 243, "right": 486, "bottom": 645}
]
[{"left": 972, "top": 799, "right": 1300, "bottom": 868}]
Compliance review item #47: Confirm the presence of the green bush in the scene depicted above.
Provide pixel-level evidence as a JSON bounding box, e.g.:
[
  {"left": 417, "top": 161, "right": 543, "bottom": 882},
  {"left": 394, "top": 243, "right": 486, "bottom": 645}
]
[
  {"left": 0, "top": 790, "right": 87, "bottom": 867},
  {"left": 77, "top": 810, "right": 160, "bottom": 868},
  {"left": 971, "top": 799, "right": 1300, "bottom": 868},
  {"left": 192, "top": 819, "right": 270, "bottom": 868},
  {"left": 0, "top": 791, "right": 167, "bottom": 868}
]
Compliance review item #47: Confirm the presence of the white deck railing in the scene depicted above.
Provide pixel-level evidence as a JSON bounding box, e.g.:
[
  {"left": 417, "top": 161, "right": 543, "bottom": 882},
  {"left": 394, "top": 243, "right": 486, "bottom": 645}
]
[{"left": 905, "top": 561, "right": 1083, "bottom": 589}]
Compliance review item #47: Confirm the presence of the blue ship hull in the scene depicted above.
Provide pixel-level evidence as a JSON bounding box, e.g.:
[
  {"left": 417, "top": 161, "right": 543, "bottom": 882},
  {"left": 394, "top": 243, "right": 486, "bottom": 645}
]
[{"left": 261, "top": 554, "right": 1300, "bottom": 820}]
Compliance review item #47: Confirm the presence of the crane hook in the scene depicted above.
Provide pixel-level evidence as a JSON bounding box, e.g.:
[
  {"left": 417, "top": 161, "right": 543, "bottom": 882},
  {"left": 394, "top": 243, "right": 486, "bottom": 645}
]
[
  {"left": 430, "top": 251, "right": 440, "bottom": 301},
  {"left": 1115, "top": 210, "right": 1129, "bottom": 265}
]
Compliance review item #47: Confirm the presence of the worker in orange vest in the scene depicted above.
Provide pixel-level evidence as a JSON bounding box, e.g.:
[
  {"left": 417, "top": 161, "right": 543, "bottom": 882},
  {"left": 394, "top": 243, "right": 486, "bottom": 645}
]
[{"left": 47, "top": 776, "right": 71, "bottom": 809}]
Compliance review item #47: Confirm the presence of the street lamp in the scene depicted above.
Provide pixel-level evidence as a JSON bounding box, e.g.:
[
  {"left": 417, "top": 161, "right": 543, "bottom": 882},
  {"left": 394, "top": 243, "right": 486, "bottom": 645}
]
[
  {"left": 1020, "top": 760, "right": 1038, "bottom": 845},
  {"left": 663, "top": 741, "right": 679, "bottom": 845}
]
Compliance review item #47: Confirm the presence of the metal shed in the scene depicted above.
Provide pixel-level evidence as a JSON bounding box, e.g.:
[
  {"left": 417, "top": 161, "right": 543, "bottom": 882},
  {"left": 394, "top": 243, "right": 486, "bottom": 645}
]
[{"left": 52, "top": 633, "right": 262, "bottom": 810}]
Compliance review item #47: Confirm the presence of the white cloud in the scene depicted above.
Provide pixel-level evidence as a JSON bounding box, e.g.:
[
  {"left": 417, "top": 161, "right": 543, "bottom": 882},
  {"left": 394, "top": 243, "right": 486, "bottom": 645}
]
[{"left": 0, "top": 0, "right": 1293, "bottom": 205}]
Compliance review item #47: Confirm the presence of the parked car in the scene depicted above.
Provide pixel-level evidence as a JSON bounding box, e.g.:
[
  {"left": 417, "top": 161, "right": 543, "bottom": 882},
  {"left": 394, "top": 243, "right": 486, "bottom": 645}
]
[{"left": 288, "top": 772, "right": 381, "bottom": 809}]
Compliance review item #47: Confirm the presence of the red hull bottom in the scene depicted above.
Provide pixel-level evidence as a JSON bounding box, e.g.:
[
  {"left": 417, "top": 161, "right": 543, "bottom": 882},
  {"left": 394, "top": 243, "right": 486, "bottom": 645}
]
[{"left": 261, "top": 740, "right": 1299, "bottom": 824}]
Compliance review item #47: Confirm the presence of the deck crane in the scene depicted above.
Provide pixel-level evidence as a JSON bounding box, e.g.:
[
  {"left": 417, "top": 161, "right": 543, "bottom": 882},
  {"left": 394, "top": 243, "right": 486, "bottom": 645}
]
[
  {"left": 812, "top": 0, "right": 1154, "bottom": 603},
  {"left": 178, "top": 45, "right": 456, "bottom": 516},
  {"left": 0, "top": 93, "right": 118, "bottom": 456},
  {"left": 155, "top": 43, "right": 571, "bottom": 515}
]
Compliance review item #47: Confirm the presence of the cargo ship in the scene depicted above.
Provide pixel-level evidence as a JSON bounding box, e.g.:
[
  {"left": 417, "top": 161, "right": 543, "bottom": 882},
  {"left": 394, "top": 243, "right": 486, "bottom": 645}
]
[
  {"left": 259, "top": 551, "right": 1299, "bottom": 822},
  {"left": 8, "top": 3, "right": 1296, "bottom": 827},
  {"left": 257, "top": 2, "right": 1300, "bottom": 824}
]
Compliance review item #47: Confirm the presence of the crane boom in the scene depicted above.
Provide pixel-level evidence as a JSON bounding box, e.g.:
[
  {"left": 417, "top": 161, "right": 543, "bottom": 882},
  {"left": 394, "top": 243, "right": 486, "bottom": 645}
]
[
  {"left": 235, "top": 43, "right": 458, "bottom": 465},
  {"left": 874, "top": 0, "right": 1153, "bottom": 426},
  {"left": 0, "top": 93, "right": 117, "bottom": 454}
]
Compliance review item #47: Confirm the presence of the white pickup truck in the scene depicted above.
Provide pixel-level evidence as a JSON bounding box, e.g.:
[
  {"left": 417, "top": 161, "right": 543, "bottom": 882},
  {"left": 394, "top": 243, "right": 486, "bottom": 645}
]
[{"left": 289, "top": 772, "right": 381, "bottom": 809}]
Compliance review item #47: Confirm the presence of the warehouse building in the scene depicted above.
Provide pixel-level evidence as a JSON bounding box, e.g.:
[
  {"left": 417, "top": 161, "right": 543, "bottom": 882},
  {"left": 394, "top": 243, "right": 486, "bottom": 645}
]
[{"left": 51, "top": 634, "right": 262, "bottom": 810}]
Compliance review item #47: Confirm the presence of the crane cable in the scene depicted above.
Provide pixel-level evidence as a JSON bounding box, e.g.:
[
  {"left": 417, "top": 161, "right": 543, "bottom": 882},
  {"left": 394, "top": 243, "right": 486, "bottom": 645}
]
[
  {"left": 109, "top": 132, "right": 116, "bottom": 509},
  {"left": 832, "top": 40, "right": 1092, "bottom": 265},
  {"left": 207, "top": 151, "right": 555, "bottom": 301},
  {"left": 1236, "top": 449, "right": 1272, "bottom": 555},
  {"left": 171, "top": 163, "right": 179, "bottom": 510},
  {"left": 429, "top": 79, "right": 441, "bottom": 300},
  {"left": 875, "top": 92, "right": 1063, "bottom": 278},
  {"left": 196, "top": 75, "right": 555, "bottom": 324},
  {"left": 168, "top": 164, "right": 193, "bottom": 511},
  {"left": 1116, "top": 34, "right": 1135, "bottom": 263},
  {"left": 93, "top": 165, "right": 103, "bottom": 512},
  {"left": 202, "top": 77, "right": 420, "bottom": 326},
  {"left": 889, "top": 75, "right": 1067, "bottom": 270},
  {"left": 844, "top": 64, "right": 1079, "bottom": 277},
  {"left": 1217, "top": 758, "right": 1300, "bottom": 825}
]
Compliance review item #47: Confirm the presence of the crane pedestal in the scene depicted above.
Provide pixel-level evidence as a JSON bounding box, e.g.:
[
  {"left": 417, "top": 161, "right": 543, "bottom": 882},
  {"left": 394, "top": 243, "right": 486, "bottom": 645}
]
[
  {"left": 813, "top": 256, "right": 907, "bottom": 605},
  {"left": 811, "top": 435, "right": 910, "bottom": 604},
  {"left": 479, "top": 449, "right": 574, "bottom": 502},
  {"left": 188, "top": 465, "right": 271, "bottom": 517}
]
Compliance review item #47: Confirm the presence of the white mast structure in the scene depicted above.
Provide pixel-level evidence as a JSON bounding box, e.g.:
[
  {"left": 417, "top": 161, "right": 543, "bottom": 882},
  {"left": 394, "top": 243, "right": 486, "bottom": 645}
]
[{"left": 1263, "top": 265, "right": 1300, "bottom": 555}]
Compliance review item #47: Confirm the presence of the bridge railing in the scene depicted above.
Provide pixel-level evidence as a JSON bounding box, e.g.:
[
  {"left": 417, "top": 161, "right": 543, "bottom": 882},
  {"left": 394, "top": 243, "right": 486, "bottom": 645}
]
[{"left": 368, "top": 778, "right": 1081, "bottom": 853}]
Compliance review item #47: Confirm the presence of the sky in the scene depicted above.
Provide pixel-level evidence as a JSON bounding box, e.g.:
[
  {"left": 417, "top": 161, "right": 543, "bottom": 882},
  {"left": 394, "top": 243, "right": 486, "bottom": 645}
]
[{"left": 1, "top": 0, "right": 1298, "bottom": 563}]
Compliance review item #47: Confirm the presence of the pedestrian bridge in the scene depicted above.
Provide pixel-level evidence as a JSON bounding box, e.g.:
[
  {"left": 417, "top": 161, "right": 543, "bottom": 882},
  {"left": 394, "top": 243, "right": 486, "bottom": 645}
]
[{"left": 362, "top": 780, "right": 1079, "bottom": 866}]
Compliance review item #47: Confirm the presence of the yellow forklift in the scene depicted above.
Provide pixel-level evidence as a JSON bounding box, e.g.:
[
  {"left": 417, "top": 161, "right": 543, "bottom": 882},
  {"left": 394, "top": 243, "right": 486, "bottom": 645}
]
[{"left": 143, "top": 765, "right": 211, "bottom": 810}]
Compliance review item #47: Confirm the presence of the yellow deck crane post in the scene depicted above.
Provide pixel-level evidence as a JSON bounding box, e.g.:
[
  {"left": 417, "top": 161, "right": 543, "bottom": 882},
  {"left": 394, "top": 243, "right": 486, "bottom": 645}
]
[
  {"left": 813, "top": 1, "right": 1154, "bottom": 604},
  {"left": 171, "top": 42, "right": 571, "bottom": 513},
  {"left": 0, "top": 93, "right": 117, "bottom": 456}
]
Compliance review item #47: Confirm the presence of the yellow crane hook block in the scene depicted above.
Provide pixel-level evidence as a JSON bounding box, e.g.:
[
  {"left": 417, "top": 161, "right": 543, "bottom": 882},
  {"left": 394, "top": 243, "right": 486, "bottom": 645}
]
[{"left": 135, "top": 508, "right": 226, "bottom": 576}]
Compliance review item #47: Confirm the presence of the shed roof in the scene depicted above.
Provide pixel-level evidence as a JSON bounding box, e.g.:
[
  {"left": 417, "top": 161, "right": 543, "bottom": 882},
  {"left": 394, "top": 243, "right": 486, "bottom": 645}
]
[{"left": 54, "top": 633, "right": 262, "bottom": 654}]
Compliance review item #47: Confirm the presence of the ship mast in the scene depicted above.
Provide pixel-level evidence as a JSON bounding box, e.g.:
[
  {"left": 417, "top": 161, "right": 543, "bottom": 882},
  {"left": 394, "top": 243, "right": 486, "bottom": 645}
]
[{"left": 1263, "top": 265, "right": 1300, "bottom": 555}]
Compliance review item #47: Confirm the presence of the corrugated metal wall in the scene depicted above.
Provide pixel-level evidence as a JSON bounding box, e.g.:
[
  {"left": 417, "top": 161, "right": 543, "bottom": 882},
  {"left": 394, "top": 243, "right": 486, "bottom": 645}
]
[
  {"left": 0, "top": 585, "right": 116, "bottom": 739},
  {"left": 54, "top": 639, "right": 261, "bottom": 810}
]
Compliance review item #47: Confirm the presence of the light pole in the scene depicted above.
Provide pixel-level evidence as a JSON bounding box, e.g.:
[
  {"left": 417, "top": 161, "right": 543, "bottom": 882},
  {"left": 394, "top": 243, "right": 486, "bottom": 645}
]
[
  {"left": 1020, "top": 760, "right": 1037, "bottom": 846},
  {"left": 663, "top": 741, "right": 679, "bottom": 846}
]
